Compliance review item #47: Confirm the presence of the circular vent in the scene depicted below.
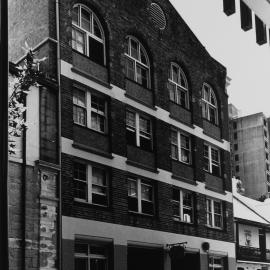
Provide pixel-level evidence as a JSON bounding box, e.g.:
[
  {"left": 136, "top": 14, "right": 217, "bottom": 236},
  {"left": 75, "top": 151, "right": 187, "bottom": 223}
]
[{"left": 150, "top": 3, "right": 166, "bottom": 30}]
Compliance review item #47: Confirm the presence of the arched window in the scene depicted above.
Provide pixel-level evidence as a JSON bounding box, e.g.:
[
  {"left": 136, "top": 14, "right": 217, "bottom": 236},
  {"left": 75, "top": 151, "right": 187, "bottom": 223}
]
[
  {"left": 202, "top": 83, "right": 218, "bottom": 125},
  {"left": 72, "top": 4, "right": 106, "bottom": 66},
  {"left": 168, "top": 63, "right": 189, "bottom": 109},
  {"left": 125, "top": 36, "right": 150, "bottom": 89}
]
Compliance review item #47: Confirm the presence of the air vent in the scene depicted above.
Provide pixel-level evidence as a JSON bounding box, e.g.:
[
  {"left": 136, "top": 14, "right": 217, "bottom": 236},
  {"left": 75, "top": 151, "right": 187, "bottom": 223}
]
[{"left": 149, "top": 3, "right": 166, "bottom": 30}]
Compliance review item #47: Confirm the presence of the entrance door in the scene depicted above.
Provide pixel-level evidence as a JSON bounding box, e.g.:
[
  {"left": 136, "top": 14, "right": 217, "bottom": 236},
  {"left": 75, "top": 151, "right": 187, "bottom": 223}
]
[{"left": 171, "top": 251, "right": 200, "bottom": 270}]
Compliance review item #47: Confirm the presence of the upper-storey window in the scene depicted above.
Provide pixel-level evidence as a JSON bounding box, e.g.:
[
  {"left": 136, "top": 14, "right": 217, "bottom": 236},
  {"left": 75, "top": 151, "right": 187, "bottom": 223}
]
[
  {"left": 125, "top": 36, "right": 150, "bottom": 89},
  {"left": 202, "top": 83, "right": 218, "bottom": 125},
  {"left": 72, "top": 4, "right": 105, "bottom": 66},
  {"left": 168, "top": 63, "right": 189, "bottom": 109}
]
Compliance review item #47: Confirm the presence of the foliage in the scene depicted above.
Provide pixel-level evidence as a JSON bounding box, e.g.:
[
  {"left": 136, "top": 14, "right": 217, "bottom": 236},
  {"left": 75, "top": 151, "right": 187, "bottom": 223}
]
[{"left": 9, "top": 49, "right": 45, "bottom": 154}]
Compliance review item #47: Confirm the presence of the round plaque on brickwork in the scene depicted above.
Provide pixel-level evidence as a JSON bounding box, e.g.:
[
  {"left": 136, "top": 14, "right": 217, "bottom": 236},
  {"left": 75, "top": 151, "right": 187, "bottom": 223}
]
[{"left": 149, "top": 3, "right": 166, "bottom": 30}]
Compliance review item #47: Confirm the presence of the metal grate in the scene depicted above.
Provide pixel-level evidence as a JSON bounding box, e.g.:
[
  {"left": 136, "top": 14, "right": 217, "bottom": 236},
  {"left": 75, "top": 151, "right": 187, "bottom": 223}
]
[{"left": 149, "top": 3, "right": 166, "bottom": 30}]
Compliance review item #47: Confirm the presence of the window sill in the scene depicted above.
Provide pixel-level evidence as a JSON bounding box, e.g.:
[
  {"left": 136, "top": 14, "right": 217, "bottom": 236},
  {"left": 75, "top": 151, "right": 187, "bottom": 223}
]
[
  {"left": 74, "top": 198, "right": 109, "bottom": 209},
  {"left": 205, "top": 224, "right": 224, "bottom": 231},
  {"left": 173, "top": 218, "right": 194, "bottom": 225},
  {"left": 128, "top": 210, "right": 154, "bottom": 218},
  {"left": 72, "top": 142, "right": 113, "bottom": 159},
  {"left": 71, "top": 65, "right": 112, "bottom": 89}
]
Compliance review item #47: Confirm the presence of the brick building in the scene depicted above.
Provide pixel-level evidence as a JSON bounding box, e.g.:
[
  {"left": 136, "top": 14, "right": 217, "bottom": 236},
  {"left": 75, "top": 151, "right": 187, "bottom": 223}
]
[{"left": 8, "top": 0, "right": 235, "bottom": 269}]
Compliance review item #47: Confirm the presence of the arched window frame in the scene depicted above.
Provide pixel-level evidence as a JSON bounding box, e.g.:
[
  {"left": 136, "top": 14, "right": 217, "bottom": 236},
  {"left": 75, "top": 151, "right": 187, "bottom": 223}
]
[
  {"left": 168, "top": 63, "right": 189, "bottom": 109},
  {"left": 72, "top": 4, "right": 106, "bottom": 65},
  {"left": 202, "top": 83, "right": 218, "bottom": 125},
  {"left": 125, "top": 36, "right": 151, "bottom": 89}
]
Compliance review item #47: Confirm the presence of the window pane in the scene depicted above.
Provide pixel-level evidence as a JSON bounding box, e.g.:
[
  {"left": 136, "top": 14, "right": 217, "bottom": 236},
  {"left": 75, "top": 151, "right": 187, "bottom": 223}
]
[
  {"left": 126, "top": 111, "right": 136, "bottom": 128},
  {"left": 171, "top": 145, "right": 178, "bottom": 160},
  {"left": 202, "top": 101, "right": 208, "bottom": 119},
  {"left": 126, "top": 58, "right": 135, "bottom": 80},
  {"left": 214, "top": 214, "right": 222, "bottom": 228},
  {"left": 173, "top": 201, "right": 180, "bottom": 218},
  {"left": 92, "top": 193, "right": 107, "bottom": 205},
  {"left": 74, "top": 163, "right": 86, "bottom": 180},
  {"left": 172, "top": 188, "right": 180, "bottom": 201},
  {"left": 91, "top": 112, "right": 105, "bottom": 132},
  {"left": 168, "top": 83, "right": 176, "bottom": 102},
  {"left": 171, "top": 65, "right": 179, "bottom": 83},
  {"left": 141, "top": 183, "right": 152, "bottom": 201},
  {"left": 72, "top": 28, "right": 85, "bottom": 54},
  {"left": 73, "top": 89, "right": 86, "bottom": 106},
  {"left": 73, "top": 106, "right": 86, "bottom": 125},
  {"left": 180, "top": 73, "right": 186, "bottom": 88},
  {"left": 128, "top": 180, "right": 137, "bottom": 197},
  {"left": 74, "top": 180, "right": 87, "bottom": 200},
  {"left": 90, "top": 258, "right": 106, "bottom": 270},
  {"left": 137, "top": 65, "right": 149, "bottom": 88},
  {"left": 130, "top": 39, "right": 138, "bottom": 59},
  {"left": 72, "top": 6, "right": 79, "bottom": 25},
  {"left": 179, "top": 89, "right": 187, "bottom": 108},
  {"left": 128, "top": 197, "right": 138, "bottom": 212},
  {"left": 183, "top": 208, "right": 193, "bottom": 223},
  {"left": 139, "top": 117, "right": 151, "bottom": 137},
  {"left": 183, "top": 192, "right": 192, "bottom": 207},
  {"left": 91, "top": 96, "right": 105, "bottom": 113},
  {"left": 75, "top": 242, "right": 88, "bottom": 254},
  {"left": 93, "top": 18, "right": 102, "bottom": 38},
  {"left": 140, "top": 47, "right": 148, "bottom": 65},
  {"left": 171, "top": 130, "right": 178, "bottom": 144},
  {"left": 89, "top": 36, "right": 104, "bottom": 65},
  {"left": 203, "top": 85, "right": 210, "bottom": 101},
  {"left": 214, "top": 201, "right": 222, "bottom": 214},
  {"left": 92, "top": 167, "right": 106, "bottom": 186},
  {"left": 81, "top": 8, "right": 91, "bottom": 32},
  {"left": 141, "top": 200, "right": 154, "bottom": 215},
  {"left": 210, "top": 92, "right": 216, "bottom": 106},
  {"left": 211, "top": 148, "right": 219, "bottom": 163},
  {"left": 75, "top": 258, "right": 88, "bottom": 270},
  {"left": 209, "top": 106, "right": 217, "bottom": 124},
  {"left": 180, "top": 134, "right": 190, "bottom": 149},
  {"left": 181, "top": 149, "right": 190, "bottom": 163}
]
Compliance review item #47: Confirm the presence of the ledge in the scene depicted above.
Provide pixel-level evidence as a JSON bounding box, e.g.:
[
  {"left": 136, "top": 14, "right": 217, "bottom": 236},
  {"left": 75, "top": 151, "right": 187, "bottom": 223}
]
[
  {"left": 126, "top": 159, "right": 158, "bottom": 173},
  {"left": 35, "top": 160, "right": 61, "bottom": 171},
  {"left": 72, "top": 142, "right": 113, "bottom": 159},
  {"left": 205, "top": 185, "right": 226, "bottom": 195},
  {"left": 171, "top": 174, "right": 197, "bottom": 186},
  {"left": 202, "top": 130, "right": 223, "bottom": 143},
  {"left": 71, "top": 66, "right": 112, "bottom": 89}
]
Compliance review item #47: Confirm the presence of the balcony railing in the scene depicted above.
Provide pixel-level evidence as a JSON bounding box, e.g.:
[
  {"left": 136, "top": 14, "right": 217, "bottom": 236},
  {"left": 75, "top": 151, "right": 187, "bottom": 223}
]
[{"left": 238, "top": 246, "right": 270, "bottom": 262}]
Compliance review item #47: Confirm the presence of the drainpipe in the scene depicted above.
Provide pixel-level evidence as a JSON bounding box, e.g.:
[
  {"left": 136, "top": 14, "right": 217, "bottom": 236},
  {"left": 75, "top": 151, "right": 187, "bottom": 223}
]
[{"left": 55, "top": 0, "right": 62, "bottom": 269}]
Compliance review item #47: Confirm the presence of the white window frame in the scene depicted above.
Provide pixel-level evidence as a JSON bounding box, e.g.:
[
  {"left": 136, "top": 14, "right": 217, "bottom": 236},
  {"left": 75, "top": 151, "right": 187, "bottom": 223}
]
[
  {"left": 209, "top": 255, "right": 224, "bottom": 270},
  {"left": 202, "top": 83, "right": 218, "bottom": 125},
  {"left": 206, "top": 198, "right": 223, "bottom": 229},
  {"left": 171, "top": 129, "right": 191, "bottom": 164},
  {"left": 126, "top": 110, "right": 152, "bottom": 148},
  {"left": 168, "top": 63, "right": 189, "bottom": 109},
  {"left": 172, "top": 188, "right": 194, "bottom": 223},
  {"left": 74, "top": 162, "right": 108, "bottom": 206},
  {"left": 128, "top": 178, "right": 154, "bottom": 214},
  {"left": 204, "top": 144, "right": 221, "bottom": 175},
  {"left": 72, "top": 4, "right": 106, "bottom": 65},
  {"left": 124, "top": 36, "right": 151, "bottom": 88},
  {"left": 74, "top": 241, "right": 108, "bottom": 270},
  {"left": 73, "top": 88, "right": 108, "bottom": 133}
]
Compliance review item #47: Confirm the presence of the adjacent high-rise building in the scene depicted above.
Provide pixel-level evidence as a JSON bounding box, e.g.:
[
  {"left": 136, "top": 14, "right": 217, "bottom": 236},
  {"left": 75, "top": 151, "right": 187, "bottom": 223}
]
[
  {"left": 8, "top": 0, "right": 235, "bottom": 269},
  {"left": 229, "top": 107, "right": 270, "bottom": 200}
]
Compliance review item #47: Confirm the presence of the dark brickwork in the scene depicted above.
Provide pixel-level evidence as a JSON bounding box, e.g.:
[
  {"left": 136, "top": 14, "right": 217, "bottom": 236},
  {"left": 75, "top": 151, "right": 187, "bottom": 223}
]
[{"left": 61, "top": 153, "right": 234, "bottom": 243}]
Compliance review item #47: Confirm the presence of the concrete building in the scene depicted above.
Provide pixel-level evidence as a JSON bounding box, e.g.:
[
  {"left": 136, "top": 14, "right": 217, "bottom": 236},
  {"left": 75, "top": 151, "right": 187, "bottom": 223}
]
[
  {"left": 229, "top": 110, "right": 270, "bottom": 199},
  {"left": 8, "top": 0, "right": 235, "bottom": 269}
]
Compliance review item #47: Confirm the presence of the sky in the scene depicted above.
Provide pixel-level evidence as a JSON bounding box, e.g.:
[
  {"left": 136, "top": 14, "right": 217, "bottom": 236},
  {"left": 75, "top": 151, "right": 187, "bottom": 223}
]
[{"left": 170, "top": 0, "right": 270, "bottom": 117}]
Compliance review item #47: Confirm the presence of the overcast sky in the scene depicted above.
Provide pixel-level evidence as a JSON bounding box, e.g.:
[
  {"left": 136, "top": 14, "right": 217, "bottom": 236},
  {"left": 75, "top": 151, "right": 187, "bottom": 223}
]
[{"left": 170, "top": 0, "right": 270, "bottom": 117}]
